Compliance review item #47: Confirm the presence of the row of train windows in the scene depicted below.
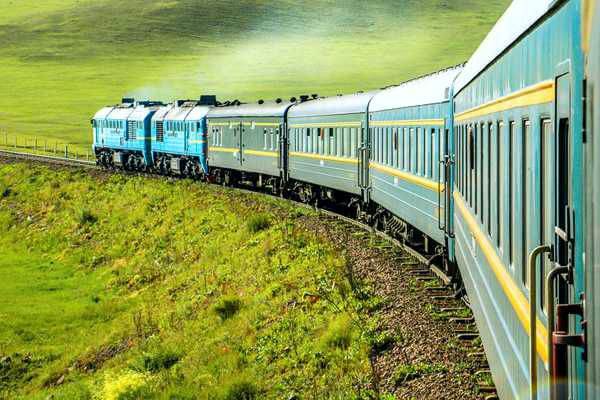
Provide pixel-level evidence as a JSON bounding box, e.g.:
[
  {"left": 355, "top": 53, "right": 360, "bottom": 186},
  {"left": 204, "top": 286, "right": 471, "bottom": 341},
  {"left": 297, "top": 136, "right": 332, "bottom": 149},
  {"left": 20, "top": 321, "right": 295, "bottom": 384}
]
[
  {"left": 209, "top": 127, "right": 280, "bottom": 151},
  {"left": 163, "top": 121, "right": 201, "bottom": 132},
  {"left": 262, "top": 128, "right": 279, "bottom": 151},
  {"left": 455, "top": 118, "right": 553, "bottom": 290},
  {"left": 290, "top": 127, "right": 359, "bottom": 158},
  {"left": 371, "top": 127, "right": 444, "bottom": 180},
  {"left": 96, "top": 120, "right": 124, "bottom": 130}
]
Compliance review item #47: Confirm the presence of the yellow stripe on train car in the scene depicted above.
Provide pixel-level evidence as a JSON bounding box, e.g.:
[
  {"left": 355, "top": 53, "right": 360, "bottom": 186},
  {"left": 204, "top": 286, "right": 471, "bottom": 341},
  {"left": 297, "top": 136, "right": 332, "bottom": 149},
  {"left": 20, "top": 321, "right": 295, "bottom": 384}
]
[
  {"left": 454, "top": 191, "right": 549, "bottom": 364},
  {"left": 370, "top": 119, "right": 445, "bottom": 127},
  {"left": 289, "top": 151, "right": 358, "bottom": 164},
  {"left": 455, "top": 80, "right": 555, "bottom": 122},
  {"left": 369, "top": 162, "right": 443, "bottom": 192},
  {"left": 244, "top": 150, "right": 278, "bottom": 157},
  {"left": 289, "top": 121, "right": 362, "bottom": 129}
]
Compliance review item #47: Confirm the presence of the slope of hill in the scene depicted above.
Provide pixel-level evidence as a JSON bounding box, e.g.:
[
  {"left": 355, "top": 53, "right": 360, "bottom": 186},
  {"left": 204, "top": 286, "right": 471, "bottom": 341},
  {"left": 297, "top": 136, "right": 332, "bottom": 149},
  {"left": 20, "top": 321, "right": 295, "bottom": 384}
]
[
  {"left": 0, "top": 0, "right": 510, "bottom": 150},
  {"left": 0, "top": 162, "right": 379, "bottom": 399}
]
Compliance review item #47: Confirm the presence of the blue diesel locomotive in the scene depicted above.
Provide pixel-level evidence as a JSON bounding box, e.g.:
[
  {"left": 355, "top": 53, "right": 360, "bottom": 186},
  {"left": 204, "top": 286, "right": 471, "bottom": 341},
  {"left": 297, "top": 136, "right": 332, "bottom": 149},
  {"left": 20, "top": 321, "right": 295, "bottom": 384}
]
[
  {"left": 150, "top": 95, "right": 216, "bottom": 178},
  {"left": 92, "top": 0, "right": 599, "bottom": 398},
  {"left": 92, "top": 98, "right": 163, "bottom": 170}
]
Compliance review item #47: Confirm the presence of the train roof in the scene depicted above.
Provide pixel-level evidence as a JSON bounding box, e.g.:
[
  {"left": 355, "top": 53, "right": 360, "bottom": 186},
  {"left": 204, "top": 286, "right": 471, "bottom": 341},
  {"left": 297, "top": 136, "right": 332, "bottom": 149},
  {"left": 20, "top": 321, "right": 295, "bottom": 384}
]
[
  {"left": 207, "top": 101, "right": 294, "bottom": 118},
  {"left": 93, "top": 107, "right": 114, "bottom": 120},
  {"left": 454, "top": 0, "right": 554, "bottom": 93},
  {"left": 369, "top": 66, "right": 463, "bottom": 112},
  {"left": 164, "top": 105, "right": 211, "bottom": 121},
  {"left": 93, "top": 101, "right": 162, "bottom": 121},
  {"left": 128, "top": 105, "right": 162, "bottom": 121},
  {"left": 288, "top": 92, "right": 378, "bottom": 119}
]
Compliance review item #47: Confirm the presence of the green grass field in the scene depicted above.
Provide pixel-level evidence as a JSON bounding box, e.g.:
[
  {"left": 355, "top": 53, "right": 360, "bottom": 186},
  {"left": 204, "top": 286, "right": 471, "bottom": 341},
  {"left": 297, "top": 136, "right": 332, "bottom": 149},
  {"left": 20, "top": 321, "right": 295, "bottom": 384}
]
[
  {"left": 0, "top": 0, "right": 510, "bottom": 151},
  {"left": 0, "top": 163, "right": 389, "bottom": 399}
]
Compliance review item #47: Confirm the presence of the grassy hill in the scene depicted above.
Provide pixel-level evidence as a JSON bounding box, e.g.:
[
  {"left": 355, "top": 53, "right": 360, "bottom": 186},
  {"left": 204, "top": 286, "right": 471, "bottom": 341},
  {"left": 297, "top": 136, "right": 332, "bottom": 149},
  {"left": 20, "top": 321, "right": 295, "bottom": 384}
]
[
  {"left": 0, "top": 162, "right": 387, "bottom": 399},
  {"left": 0, "top": 0, "right": 510, "bottom": 151}
]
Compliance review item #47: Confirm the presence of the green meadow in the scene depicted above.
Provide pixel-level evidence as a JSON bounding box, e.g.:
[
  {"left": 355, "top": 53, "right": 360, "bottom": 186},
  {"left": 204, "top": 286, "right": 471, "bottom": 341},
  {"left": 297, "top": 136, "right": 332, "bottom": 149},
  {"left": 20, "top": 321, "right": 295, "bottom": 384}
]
[
  {"left": 0, "top": 163, "right": 387, "bottom": 399},
  {"left": 0, "top": 0, "right": 510, "bottom": 151}
]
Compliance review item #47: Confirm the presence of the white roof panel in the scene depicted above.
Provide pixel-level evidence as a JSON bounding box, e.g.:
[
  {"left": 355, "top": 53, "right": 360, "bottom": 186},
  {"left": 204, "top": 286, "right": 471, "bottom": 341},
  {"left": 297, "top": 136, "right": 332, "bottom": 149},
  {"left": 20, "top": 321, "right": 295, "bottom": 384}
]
[
  {"left": 186, "top": 106, "right": 211, "bottom": 121},
  {"left": 93, "top": 107, "right": 114, "bottom": 119},
  {"left": 288, "top": 92, "right": 378, "bottom": 118},
  {"left": 454, "top": 0, "right": 554, "bottom": 93},
  {"left": 151, "top": 105, "right": 174, "bottom": 121},
  {"left": 369, "top": 67, "right": 463, "bottom": 112},
  {"left": 107, "top": 107, "right": 135, "bottom": 120},
  {"left": 128, "top": 106, "right": 159, "bottom": 121}
]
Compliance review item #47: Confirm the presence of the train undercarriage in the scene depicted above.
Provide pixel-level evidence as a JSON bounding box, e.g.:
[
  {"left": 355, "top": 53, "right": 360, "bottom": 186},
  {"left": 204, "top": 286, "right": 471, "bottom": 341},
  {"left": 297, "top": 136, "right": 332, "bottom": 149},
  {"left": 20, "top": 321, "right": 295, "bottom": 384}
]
[{"left": 95, "top": 148, "right": 146, "bottom": 171}]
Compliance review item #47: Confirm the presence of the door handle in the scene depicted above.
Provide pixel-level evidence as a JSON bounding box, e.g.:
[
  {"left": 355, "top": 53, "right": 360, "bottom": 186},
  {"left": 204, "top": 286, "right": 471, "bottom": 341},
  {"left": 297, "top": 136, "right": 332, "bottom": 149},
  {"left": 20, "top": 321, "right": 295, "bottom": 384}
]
[
  {"left": 528, "top": 244, "right": 552, "bottom": 400},
  {"left": 546, "top": 264, "right": 570, "bottom": 400}
]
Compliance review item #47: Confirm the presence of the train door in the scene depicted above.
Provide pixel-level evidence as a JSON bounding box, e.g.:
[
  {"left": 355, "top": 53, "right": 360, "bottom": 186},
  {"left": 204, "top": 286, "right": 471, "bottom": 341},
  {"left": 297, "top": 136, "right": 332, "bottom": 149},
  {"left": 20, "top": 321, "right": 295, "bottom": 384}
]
[
  {"left": 358, "top": 120, "right": 370, "bottom": 202},
  {"left": 547, "top": 70, "right": 585, "bottom": 400},
  {"left": 235, "top": 121, "right": 243, "bottom": 166},
  {"left": 278, "top": 122, "right": 287, "bottom": 182}
]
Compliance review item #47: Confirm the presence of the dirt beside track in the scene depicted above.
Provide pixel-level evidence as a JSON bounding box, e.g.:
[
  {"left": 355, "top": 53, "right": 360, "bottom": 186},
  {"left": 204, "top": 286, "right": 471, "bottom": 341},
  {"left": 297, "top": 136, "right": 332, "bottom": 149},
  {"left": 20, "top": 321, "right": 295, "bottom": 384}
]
[{"left": 301, "top": 214, "right": 491, "bottom": 400}]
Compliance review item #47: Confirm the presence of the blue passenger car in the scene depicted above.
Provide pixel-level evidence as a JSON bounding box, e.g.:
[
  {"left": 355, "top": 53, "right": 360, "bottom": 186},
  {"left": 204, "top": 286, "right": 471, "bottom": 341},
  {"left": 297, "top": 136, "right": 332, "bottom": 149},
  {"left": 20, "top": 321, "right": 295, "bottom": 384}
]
[
  {"left": 92, "top": 98, "right": 162, "bottom": 170},
  {"left": 451, "top": 1, "right": 585, "bottom": 398},
  {"left": 368, "top": 67, "right": 462, "bottom": 248},
  {"left": 151, "top": 96, "right": 216, "bottom": 178},
  {"left": 287, "top": 93, "right": 376, "bottom": 207}
]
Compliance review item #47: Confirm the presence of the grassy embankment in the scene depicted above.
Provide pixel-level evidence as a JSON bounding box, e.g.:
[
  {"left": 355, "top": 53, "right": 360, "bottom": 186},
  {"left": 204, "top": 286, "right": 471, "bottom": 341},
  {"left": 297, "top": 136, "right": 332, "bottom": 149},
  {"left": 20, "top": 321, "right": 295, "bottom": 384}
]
[
  {"left": 0, "top": 0, "right": 510, "bottom": 151},
  {"left": 0, "top": 162, "right": 387, "bottom": 399}
]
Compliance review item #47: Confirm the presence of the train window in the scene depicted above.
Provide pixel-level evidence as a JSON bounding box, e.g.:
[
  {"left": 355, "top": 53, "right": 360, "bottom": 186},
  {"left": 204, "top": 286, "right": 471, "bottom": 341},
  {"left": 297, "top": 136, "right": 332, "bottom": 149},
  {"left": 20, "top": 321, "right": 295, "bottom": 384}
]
[
  {"left": 479, "top": 124, "right": 490, "bottom": 231},
  {"left": 372, "top": 128, "right": 376, "bottom": 161},
  {"left": 337, "top": 128, "right": 343, "bottom": 157},
  {"left": 430, "top": 129, "right": 435, "bottom": 180},
  {"left": 540, "top": 119, "right": 553, "bottom": 307},
  {"left": 313, "top": 128, "right": 319, "bottom": 154},
  {"left": 393, "top": 128, "right": 398, "bottom": 167},
  {"left": 390, "top": 128, "right": 394, "bottom": 166},
  {"left": 382, "top": 128, "right": 386, "bottom": 163},
  {"left": 478, "top": 123, "right": 484, "bottom": 221},
  {"left": 498, "top": 121, "right": 504, "bottom": 250},
  {"left": 468, "top": 126, "right": 474, "bottom": 207},
  {"left": 523, "top": 120, "right": 531, "bottom": 287},
  {"left": 509, "top": 121, "right": 515, "bottom": 268},
  {"left": 263, "top": 128, "right": 268, "bottom": 150},
  {"left": 421, "top": 128, "right": 426, "bottom": 176},
  {"left": 398, "top": 128, "right": 404, "bottom": 169},
  {"left": 383, "top": 128, "right": 388, "bottom": 165},
  {"left": 329, "top": 128, "right": 335, "bottom": 156},
  {"left": 378, "top": 128, "right": 382, "bottom": 162},
  {"left": 408, "top": 128, "right": 413, "bottom": 172},
  {"left": 487, "top": 123, "right": 492, "bottom": 235},
  {"left": 416, "top": 128, "right": 421, "bottom": 175},
  {"left": 351, "top": 128, "right": 358, "bottom": 158}
]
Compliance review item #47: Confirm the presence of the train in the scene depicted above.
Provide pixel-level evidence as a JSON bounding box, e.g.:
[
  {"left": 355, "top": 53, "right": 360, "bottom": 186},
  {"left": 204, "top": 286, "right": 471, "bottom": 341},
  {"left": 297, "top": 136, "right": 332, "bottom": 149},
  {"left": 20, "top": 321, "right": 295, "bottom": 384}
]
[{"left": 91, "top": 0, "right": 599, "bottom": 398}]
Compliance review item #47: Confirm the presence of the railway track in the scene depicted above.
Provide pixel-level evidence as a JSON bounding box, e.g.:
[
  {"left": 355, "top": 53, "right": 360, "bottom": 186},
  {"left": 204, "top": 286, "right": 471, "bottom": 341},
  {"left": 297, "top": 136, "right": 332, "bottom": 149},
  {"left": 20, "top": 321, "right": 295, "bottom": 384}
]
[{"left": 0, "top": 148, "right": 496, "bottom": 398}]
